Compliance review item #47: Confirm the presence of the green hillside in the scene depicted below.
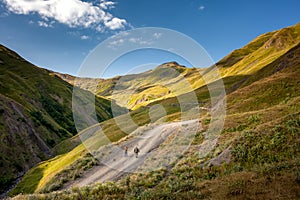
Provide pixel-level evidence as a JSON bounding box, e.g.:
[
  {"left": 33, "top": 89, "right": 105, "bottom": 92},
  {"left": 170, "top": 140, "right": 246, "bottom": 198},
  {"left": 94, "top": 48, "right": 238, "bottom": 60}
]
[
  {"left": 55, "top": 23, "right": 300, "bottom": 113},
  {"left": 56, "top": 62, "right": 206, "bottom": 110},
  {"left": 216, "top": 22, "right": 300, "bottom": 76},
  {"left": 6, "top": 23, "right": 300, "bottom": 199},
  {"left": 0, "top": 45, "right": 119, "bottom": 194}
]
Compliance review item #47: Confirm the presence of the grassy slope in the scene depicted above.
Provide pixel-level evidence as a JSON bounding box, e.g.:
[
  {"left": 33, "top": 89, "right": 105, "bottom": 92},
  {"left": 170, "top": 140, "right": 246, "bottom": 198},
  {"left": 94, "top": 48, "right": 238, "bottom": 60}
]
[
  {"left": 57, "top": 62, "right": 207, "bottom": 110},
  {"left": 203, "top": 22, "right": 300, "bottom": 83},
  {"left": 56, "top": 23, "right": 300, "bottom": 113},
  {"left": 10, "top": 23, "right": 300, "bottom": 198},
  {"left": 0, "top": 45, "right": 117, "bottom": 193}
]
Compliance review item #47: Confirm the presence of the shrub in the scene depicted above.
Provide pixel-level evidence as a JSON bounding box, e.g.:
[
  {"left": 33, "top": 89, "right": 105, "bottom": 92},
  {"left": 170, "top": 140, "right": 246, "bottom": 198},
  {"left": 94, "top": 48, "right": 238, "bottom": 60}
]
[{"left": 248, "top": 114, "right": 261, "bottom": 124}]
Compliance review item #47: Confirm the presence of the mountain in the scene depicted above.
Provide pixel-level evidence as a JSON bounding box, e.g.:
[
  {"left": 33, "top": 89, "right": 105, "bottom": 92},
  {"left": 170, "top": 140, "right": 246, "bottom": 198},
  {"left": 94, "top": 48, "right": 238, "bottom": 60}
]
[
  {"left": 0, "top": 45, "right": 121, "bottom": 194},
  {"left": 6, "top": 22, "right": 300, "bottom": 199},
  {"left": 55, "top": 62, "right": 206, "bottom": 110},
  {"left": 56, "top": 23, "right": 300, "bottom": 112}
]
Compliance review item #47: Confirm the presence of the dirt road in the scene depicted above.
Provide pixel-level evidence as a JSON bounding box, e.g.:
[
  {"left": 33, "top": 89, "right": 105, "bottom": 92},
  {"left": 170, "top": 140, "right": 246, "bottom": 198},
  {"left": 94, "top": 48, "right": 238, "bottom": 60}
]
[{"left": 65, "top": 119, "right": 200, "bottom": 189}]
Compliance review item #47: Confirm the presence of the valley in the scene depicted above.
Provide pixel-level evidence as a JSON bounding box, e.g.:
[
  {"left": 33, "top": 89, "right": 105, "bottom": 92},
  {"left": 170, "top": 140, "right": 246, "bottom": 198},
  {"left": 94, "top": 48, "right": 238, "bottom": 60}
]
[{"left": 1, "top": 22, "right": 299, "bottom": 199}]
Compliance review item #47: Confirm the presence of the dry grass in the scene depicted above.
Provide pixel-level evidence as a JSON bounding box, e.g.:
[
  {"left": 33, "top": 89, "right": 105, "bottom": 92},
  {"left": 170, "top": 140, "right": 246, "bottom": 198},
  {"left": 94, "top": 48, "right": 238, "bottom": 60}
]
[{"left": 197, "top": 171, "right": 300, "bottom": 200}]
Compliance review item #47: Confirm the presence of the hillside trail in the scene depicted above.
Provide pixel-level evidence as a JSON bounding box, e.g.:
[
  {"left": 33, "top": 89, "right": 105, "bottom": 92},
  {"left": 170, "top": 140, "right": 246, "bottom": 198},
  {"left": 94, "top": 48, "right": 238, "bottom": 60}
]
[{"left": 64, "top": 119, "right": 200, "bottom": 189}]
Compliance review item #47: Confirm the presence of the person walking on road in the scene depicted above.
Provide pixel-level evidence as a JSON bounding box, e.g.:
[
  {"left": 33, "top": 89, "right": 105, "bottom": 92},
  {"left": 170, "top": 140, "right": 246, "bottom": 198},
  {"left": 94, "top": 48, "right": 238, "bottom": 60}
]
[
  {"left": 124, "top": 146, "right": 128, "bottom": 157},
  {"left": 134, "top": 146, "right": 140, "bottom": 158}
]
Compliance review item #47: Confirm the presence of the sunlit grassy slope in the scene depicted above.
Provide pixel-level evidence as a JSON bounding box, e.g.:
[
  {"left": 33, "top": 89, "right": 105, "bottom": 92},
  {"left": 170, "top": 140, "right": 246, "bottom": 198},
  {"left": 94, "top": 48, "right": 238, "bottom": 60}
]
[
  {"left": 219, "top": 23, "right": 300, "bottom": 74},
  {"left": 56, "top": 23, "right": 300, "bottom": 112},
  {"left": 56, "top": 62, "right": 207, "bottom": 110},
  {"left": 9, "top": 22, "right": 300, "bottom": 198}
]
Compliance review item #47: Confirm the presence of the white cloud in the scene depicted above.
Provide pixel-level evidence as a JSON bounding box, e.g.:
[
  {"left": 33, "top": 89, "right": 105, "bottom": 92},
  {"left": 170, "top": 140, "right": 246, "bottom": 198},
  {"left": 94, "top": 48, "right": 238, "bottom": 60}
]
[
  {"left": 111, "top": 31, "right": 129, "bottom": 39},
  {"left": 100, "top": 0, "right": 115, "bottom": 9},
  {"left": 104, "top": 17, "right": 127, "bottom": 30},
  {"left": 3, "top": 0, "right": 127, "bottom": 30},
  {"left": 38, "top": 20, "right": 54, "bottom": 28},
  {"left": 109, "top": 38, "right": 125, "bottom": 46},
  {"left": 38, "top": 21, "right": 49, "bottom": 27},
  {"left": 108, "top": 31, "right": 166, "bottom": 49},
  {"left": 128, "top": 37, "right": 152, "bottom": 45},
  {"left": 80, "top": 35, "right": 89, "bottom": 40},
  {"left": 128, "top": 37, "right": 139, "bottom": 43},
  {"left": 153, "top": 32, "right": 162, "bottom": 39},
  {"left": 199, "top": 5, "right": 205, "bottom": 11}
]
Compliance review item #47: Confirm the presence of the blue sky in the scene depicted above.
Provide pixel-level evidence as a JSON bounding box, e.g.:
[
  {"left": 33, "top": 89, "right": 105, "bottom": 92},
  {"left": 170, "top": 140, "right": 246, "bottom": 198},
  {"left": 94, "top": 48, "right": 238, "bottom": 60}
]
[{"left": 0, "top": 0, "right": 299, "bottom": 78}]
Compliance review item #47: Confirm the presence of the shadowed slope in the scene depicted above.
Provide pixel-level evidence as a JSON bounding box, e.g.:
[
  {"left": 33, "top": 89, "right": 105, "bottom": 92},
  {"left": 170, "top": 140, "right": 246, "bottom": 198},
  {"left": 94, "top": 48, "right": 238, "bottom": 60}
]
[{"left": 0, "top": 45, "right": 120, "bottom": 194}]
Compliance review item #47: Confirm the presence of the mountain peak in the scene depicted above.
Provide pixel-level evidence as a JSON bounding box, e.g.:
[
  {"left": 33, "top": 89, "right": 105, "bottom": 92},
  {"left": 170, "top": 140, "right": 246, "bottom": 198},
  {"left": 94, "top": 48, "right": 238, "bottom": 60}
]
[
  {"left": 161, "top": 61, "right": 180, "bottom": 66},
  {"left": 157, "top": 61, "right": 180, "bottom": 68},
  {"left": 155, "top": 61, "right": 188, "bottom": 71}
]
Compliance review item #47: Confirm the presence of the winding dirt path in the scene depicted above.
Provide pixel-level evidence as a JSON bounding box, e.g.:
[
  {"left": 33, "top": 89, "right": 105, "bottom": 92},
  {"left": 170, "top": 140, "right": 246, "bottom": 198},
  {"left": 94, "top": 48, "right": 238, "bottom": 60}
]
[{"left": 65, "top": 120, "right": 200, "bottom": 189}]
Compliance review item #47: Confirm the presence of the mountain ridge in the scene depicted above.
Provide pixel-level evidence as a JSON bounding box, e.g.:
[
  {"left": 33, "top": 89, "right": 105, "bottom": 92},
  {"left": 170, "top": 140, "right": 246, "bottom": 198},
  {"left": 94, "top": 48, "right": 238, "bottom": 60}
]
[{"left": 55, "top": 61, "right": 205, "bottom": 110}]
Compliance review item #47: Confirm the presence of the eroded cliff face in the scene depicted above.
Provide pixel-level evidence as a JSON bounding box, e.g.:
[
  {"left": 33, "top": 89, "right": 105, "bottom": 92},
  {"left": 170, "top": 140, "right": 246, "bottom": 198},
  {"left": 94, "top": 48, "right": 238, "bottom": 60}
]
[{"left": 0, "top": 94, "right": 54, "bottom": 192}]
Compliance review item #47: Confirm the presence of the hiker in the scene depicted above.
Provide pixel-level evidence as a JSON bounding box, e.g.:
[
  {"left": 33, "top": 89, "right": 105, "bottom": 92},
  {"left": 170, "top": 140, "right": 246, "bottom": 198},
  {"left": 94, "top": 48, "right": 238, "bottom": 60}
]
[
  {"left": 134, "top": 146, "right": 140, "bottom": 158},
  {"left": 124, "top": 146, "right": 128, "bottom": 157}
]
